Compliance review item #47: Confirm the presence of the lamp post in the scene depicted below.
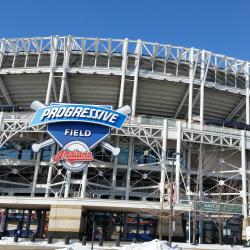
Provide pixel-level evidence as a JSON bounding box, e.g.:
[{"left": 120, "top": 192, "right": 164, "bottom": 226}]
[{"left": 168, "top": 152, "right": 179, "bottom": 248}]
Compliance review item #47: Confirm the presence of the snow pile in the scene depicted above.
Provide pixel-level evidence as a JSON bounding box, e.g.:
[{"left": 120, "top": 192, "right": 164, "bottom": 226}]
[{"left": 120, "top": 239, "right": 171, "bottom": 250}]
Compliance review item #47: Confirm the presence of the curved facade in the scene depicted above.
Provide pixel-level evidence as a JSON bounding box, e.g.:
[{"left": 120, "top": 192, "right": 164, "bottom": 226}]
[{"left": 0, "top": 36, "right": 249, "bottom": 243}]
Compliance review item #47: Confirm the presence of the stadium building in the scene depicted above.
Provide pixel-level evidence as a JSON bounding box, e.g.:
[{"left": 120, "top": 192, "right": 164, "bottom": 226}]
[{"left": 0, "top": 36, "right": 249, "bottom": 244}]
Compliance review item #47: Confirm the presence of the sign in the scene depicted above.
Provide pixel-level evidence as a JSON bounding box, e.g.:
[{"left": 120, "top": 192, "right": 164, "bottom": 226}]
[
  {"left": 29, "top": 101, "right": 131, "bottom": 172},
  {"left": 196, "top": 201, "right": 242, "bottom": 215},
  {"left": 30, "top": 103, "right": 127, "bottom": 129}
]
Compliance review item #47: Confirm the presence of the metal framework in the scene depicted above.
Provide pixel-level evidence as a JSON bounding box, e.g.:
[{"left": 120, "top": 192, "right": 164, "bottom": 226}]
[{"left": 0, "top": 36, "right": 249, "bottom": 227}]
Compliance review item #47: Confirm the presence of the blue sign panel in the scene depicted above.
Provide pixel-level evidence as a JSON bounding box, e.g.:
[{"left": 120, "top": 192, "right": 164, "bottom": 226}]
[
  {"left": 29, "top": 100, "right": 131, "bottom": 172},
  {"left": 30, "top": 104, "right": 127, "bottom": 129},
  {"left": 47, "top": 122, "right": 110, "bottom": 149}
]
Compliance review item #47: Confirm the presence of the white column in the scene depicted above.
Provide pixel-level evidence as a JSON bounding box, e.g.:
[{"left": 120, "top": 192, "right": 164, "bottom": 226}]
[
  {"left": 175, "top": 121, "right": 181, "bottom": 203},
  {"left": 125, "top": 138, "right": 134, "bottom": 200},
  {"left": 80, "top": 166, "right": 88, "bottom": 198},
  {"left": 241, "top": 130, "right": 248, "bottom": 218},
  {"left": 160, "top": 119, "right": 168, "bottom": 203},
  {"left": 31, "top": 150, "right": 42, "bottom": 197},
  {"left": 245, "top": 64, "right": 250, "bottom": 125},
  {"left": 45, "top": 144, "right": 57, "bottom": 197},
  {"left": 187, "top": 143, "right": 192, "bottom": 244},
  {"left": 187, "top": 144, "right": 191, "bottom": 195},
  {"left": 0, "top": 39, "right": 5, "bottom": 68},
  {"left": 200, "top": 50, "right": 205, "bottom": 129},
  {"left": 131, "top": 40, "right": 142, "bottom": 118},
  {"left": 188, "top": 48, "right": 194, "bottom": 128},
  {"left": 64, "top": 170, "right": 71, "bottom": 198},
  {"left": 61, "top": 37, "right": 72, "bottom": 198},
  {"left": 59, "top": 36, "right": 71, "bottom": 102},
  {"left": 118, "top": 38, "right": 128, "bottom": 108},
  {"left": 111, "top": 137, "right": 119, "bottom": 199},
  {"left": 45, "top": 36, "right": 58, "bottom": 105}
]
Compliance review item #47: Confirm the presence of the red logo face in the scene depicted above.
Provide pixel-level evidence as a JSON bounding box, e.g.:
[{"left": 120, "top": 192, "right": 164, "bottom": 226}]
[{"left": 53, "top": 150, "right": 93, "bottom": 164}]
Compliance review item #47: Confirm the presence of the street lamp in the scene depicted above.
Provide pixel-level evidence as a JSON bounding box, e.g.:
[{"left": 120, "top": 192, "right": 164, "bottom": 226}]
[{"left": 168, "top": 152, "right": 180, "bottom": 248}]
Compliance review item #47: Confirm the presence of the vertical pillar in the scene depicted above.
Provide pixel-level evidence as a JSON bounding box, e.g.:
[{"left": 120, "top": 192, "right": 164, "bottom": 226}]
[
  {"left": 125, "top": 138, "right": 134, "bottom": 200},
  {"left": 198, "top": 144, "right": 204, "bottom": 244},
  {"left": 45, "top": 144, "right": 57, "bottom": 197},
  {"left": 59, "top": 71, "right": 67, "bottom": 102},
  {"left": 160, "top": 119, "right": 168, "bottom": 203},
  {"left": 245, "top": 64, "right": 250, "bottom": 125},
  {"left": 200, "top": 50, "right": 205, "bottom": 129},
  {"left": 111, "top": 137, "right": 119, "bottom": 199},
  {"left": 241, "top": 130, "right": 248, "bottom": 242},
  {"left": 64, "top": 170, "right": 71, "bottom": 198},
  {"left": 187, "top": 144, "right": 191, "bottom": 195},
  {"left": 187, "top": 143, "right": 192, "bottom": 244},
  {"left": 175, "top": 121, "right": 181, "bottom": 203},
  {"left": 131, "top": 40, "right": 142, "bottom": 118},
  {"left": 188, "top": 48, "right": 194, "bottom": 128},
  {"left": 80, "top": 166, "right": 88, "bottom": 198},
  {"left": 45, "top": 36, "right": 58, "bottom": 105},
  {"left": 241, "top": 130, "right": 248, "bottom": 218},
  {"left": 31, "top": 150, "right": 42, "bottom": 197},
  {"left": 159, "top": 119, "right": 167, "bottom": 240},
  {"left": 61, "top": 36, "right": 72, "bottom": 198},
  {"left": 25, "top": 210, "right": 32, "bottom": 237},
  {"left": 0, "top": 39, "right": 5, "bottom": 68},
  {"left": 118, "top": 38, "right": 128, "bottom": 108}
]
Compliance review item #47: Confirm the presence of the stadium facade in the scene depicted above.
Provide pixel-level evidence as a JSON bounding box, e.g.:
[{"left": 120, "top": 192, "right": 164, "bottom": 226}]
[{"left": 0, "top": 36, "right": 249, "bottom": 243}]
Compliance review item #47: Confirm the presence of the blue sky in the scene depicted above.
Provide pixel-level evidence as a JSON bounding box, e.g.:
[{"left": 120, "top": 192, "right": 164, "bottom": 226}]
[{"left": 1, "top": 0, "right": 249, "bottom": 60}]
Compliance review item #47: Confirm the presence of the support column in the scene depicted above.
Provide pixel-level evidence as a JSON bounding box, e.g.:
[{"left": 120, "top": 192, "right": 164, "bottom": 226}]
[
  {"left": 0, "top": 39, "right": 5, "bottom": 68},
  {"left": 160, "top": 119, "right": 168, "bottom": 203},
  {"left": 241, "top": 130, "right": 248, "bottom": 242},
  {"left": 159, "top": 119, "right": 168, "bottom": 240},
  {"left": 198, "top": 144, "right": 204, "bottom": 244},
  {"left": 131, "top": 40, "right": 142, "bottom": 118},
  {"left": 80, "top": 166, "right": 88, "bottom": 198},
  {"left": 31, "top": 150, "right": 42, "bottom": 197},
  {"left": 175, "top": 121, "right": 181, "bottom": 203},
  {"left": 125, "top": 138, "right": 134, "bottom": 200},
  {"left": 61, "top": 36, "right": 72, "bottom": 198},
  {"left": 188, "top": 48, "right": 194, "bottom": 128},
  {"left": 48, "top": 205, "right": 83, "bottom": 238},
  {"left": 187, "top": 143, "right": 192, "bottom": 244},
  {"left": 45, "top": 144, "right": 57, "bottom": 197},
  {"left": 200, "top": 50, "right": 205, "bottom": 129},
  {"left": 111, "top": 137, "right": 119, "bottom": 199},
  {"left": 118, "top": 38, "right": 128, "bottom": 108},
  {"left": 64, "top": 170, "right": 71, "bottom": 198},
  {"left": 245, "top": 64, "right": 250, "bottom": 125},
  {"left": 45, "top": 36, "right": 58, "bottom": 105},
  {"left": 242, "top": 130, "right": 248, "bottom": 218}
]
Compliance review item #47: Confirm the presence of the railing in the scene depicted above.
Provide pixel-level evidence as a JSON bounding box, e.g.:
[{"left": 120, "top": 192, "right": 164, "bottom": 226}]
[
  {"left": 1, "top": 111, "right": 248, "bottom": 137},
  {"left": 0, "top": 36, "right": 248, "bottom": 90}
]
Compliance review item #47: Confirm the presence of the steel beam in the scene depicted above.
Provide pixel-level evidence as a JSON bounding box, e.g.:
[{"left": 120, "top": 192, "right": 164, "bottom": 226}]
[
  {"left": 160, "top": 119, "right": 168, "bottom": 203},
  {"left": 174, "top": 87, "right": 189, "bottom": 119},
  {"left": 80, "top": 166, "right": 88, "bottom": 198},
  {"left": 125, "top": 138, "right": 134, "bottom": 200},
  {"left": 175, "top": 121, "right": 181, "bottom": 203},
  {"left": 131, "top": 40, "right": 142, "bottom": 118},
  {"left": 241, "top": 130, "right": 248, "bottom": 218},
  {"left": 118, "top": 38, "right": 128, "bottom": 108},
  {"left": 111, "top": 137, "right": 119, "bottom": 199},
  {"left": 226, "top": 99, "right": 245, "bottom": 121},
  {"left": 188, "top": 48, "right": 194, "bottom": 128},
  {"left": 245, "top": 64, "right": 250, "bottom": 125},
  {"left": 0, "top": 77, "right": 13, "bottom": 105}
]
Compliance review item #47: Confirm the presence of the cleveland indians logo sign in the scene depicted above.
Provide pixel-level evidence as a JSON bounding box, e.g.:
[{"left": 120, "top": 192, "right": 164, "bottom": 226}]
[{"left": 29, "top": 101, "right": 131, "bottom": 172}]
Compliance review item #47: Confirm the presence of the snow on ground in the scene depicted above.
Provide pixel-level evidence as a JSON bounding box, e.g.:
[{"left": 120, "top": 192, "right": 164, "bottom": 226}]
[
  {"left": 120, "top": 239, "right": 170, "bottom": 250},
  {"left": 0, "top": 237, "right": 247, "bottom": 250}
]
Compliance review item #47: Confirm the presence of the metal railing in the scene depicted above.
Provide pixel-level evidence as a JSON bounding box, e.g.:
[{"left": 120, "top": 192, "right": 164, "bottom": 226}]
[{"left": 1, "top": 111, "right": 248, "bottom": 137}]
